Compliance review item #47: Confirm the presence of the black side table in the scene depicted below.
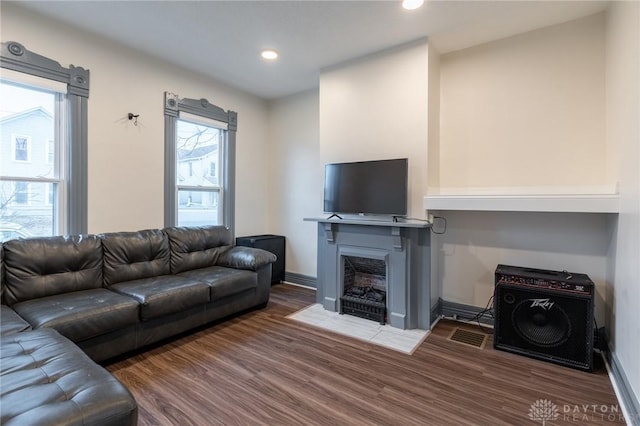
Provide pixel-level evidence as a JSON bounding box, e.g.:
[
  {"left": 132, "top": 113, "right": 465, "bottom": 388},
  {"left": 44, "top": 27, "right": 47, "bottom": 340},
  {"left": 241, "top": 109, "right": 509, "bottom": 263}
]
[{"left": 236, "top": 234, "right": 285, "bottom": 284}]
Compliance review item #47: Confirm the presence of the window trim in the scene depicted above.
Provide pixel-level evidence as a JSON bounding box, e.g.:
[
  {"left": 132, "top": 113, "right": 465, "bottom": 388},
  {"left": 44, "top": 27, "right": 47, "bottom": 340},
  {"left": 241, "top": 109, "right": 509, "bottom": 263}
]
[
  {"left": 164, "top": 92, "right": 237, "bottom": 235},
  {"left": 1, "top": 41, "right": 89, "bottom": 234}
]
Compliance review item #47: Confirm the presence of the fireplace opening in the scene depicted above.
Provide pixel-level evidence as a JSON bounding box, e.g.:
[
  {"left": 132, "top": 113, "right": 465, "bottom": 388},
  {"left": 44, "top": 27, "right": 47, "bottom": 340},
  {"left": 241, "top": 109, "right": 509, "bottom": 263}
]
[{"left": 340, "top": 256, "right": 387, "bottom": 324}]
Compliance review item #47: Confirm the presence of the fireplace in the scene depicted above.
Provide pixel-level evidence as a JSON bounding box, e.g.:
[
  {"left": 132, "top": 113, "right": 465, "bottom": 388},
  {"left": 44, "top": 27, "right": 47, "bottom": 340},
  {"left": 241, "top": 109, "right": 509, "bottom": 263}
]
[
  {"left": 307, "top": 217, "right": 432, "bottom": 330},
  {"left": 340, "top": 256, "right": 387, "bottom": 324}
]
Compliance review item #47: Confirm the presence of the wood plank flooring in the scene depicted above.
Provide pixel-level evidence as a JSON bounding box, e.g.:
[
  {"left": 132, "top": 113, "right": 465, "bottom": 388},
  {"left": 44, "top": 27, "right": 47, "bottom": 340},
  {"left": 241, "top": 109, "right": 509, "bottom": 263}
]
[{"left": 107, "top": 284, "right": 626, "bottom": 425}]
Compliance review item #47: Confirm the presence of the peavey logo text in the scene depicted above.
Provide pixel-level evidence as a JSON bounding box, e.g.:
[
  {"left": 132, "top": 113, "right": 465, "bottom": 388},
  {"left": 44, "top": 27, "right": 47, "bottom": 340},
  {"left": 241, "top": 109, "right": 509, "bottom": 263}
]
[{"left": 529, "top": 298, "right": 555, "bottom": 310}]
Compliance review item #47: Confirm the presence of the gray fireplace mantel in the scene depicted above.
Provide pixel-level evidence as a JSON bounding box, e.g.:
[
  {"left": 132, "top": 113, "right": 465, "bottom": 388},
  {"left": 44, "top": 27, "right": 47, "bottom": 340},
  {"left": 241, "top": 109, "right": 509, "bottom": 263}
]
[{"left": 305, "top": 217, "right": 432, "bottom": 330}]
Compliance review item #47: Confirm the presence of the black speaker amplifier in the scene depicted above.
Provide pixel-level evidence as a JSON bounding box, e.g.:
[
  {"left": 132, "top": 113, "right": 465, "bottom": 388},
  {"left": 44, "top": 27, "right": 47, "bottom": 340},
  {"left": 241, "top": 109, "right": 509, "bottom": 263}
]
[{"left": 494, "top": 264, "right": 595, "bottom": 372}]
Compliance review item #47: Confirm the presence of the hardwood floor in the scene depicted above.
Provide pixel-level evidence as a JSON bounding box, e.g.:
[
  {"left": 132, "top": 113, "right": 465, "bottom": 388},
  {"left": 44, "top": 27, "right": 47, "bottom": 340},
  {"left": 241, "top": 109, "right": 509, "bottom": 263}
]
[{"left": 107, "top": 284, "right": 625, "bottom": 425}]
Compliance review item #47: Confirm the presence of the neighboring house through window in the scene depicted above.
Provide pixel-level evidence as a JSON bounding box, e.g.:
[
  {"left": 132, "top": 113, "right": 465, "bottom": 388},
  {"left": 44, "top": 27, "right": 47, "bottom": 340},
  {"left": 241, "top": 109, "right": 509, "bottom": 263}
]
[
  {"left": 164, "top": 92, "right": 237, "bottom": 234},
  {"left": 47, "top": 139, "right": 54, "bottom": 164},
  {"left": 0, "top": 41, "right": 89, "bottom": 241},
  {"left": 13, "top": 182, "right": 29, "bottom": 205},
  {"left": 13, "top": 135, "right": 30, "bottom": 162}
]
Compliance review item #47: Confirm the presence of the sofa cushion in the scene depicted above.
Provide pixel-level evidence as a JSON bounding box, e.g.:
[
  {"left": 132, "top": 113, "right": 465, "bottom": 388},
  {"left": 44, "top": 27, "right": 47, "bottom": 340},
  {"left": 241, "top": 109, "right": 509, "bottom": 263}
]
[
  {"left": 218, "top": 246, "right": 277, "bottom": 271},
  {"left": 2, "top": 235, "right": 103, "bottom": 306},
  {"left": 0, "top": 328, "right": 137, "bottom": 426},
  {"left": 177, "top": 266, "right": 257, "bottom": 301},
  {"left": 164, "top": 226, "right": 233, "bottom": 274},
  {"left": 110, "top": 275, "right": 210, "bottom": 321},
  {"left": 0, "top": 305, "right": 31, "bottom": 336},
  {"left": 101, "top": 229, "right": 171, "bottom": 286},
  {"left": 12, "top": 289, "right": 139, "bottom": 343}
]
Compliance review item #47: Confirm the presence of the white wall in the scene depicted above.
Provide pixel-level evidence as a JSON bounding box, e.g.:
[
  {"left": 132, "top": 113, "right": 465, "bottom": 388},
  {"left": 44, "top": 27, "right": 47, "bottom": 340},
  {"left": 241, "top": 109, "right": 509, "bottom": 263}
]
[
  {"left": 319, "top": 40, "right": 430, "bottom": 219},
  {"left": 436, "top": 13, "right": 608, "bottom": 191},
  {"left": 268, "top": 90, "right": 321, "bottom": 277},
  {"left": 605, "top": 0, "right": 640, "bottom": 414},
  {"left": 0, "top": 3, "right": 270, "bottom": 236}
]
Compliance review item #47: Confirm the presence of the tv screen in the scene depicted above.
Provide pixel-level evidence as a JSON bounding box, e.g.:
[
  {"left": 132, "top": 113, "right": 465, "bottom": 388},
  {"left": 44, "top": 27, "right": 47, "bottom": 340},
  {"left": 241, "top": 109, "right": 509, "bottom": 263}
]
[{"left": 323, "top": 158, "right": 408, "bottom": 216}]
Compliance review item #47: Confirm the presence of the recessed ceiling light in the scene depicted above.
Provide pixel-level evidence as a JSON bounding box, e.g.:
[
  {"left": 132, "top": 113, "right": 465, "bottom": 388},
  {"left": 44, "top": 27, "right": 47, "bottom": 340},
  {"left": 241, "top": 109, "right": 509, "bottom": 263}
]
[
  {"left": 402, "top": 0, "right": 424, "bottom": 10},
  {"left": 261, "top": 49, "right": 279, "bottom": 60}
]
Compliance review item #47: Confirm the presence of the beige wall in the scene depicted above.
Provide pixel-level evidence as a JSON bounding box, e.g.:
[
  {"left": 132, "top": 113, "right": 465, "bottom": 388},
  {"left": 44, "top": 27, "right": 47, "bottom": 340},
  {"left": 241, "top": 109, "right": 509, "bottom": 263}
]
[
  {"left": 432, "top": 211, "right": 613, "bottom": 326},
  {"left": 430, "top": 14, "right": 614, "bottom": 328},
  {"left": 319, "top": 40, "right": 430, "bottom": 219},
  {"left": 0, "top": 3, "right": 270, "bottom": 236},
  {"left": 605, "top": 0, "right": 640, "bottom": 411},
  {"left": 437, "top": 13, "right": 608, "bottom": 192},
  {"left": 275, "top": 40, "right": 433, "bottom": 278},
  {"left": 427, "top": 43, "right": 441, "bottom": 191},
  {"left": 267, "top": 90, "right": 321, "bottom": 277}
]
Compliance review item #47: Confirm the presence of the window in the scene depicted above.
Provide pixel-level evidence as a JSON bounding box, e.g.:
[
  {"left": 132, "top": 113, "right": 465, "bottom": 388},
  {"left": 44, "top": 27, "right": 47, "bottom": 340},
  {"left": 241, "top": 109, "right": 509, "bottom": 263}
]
[
  {"left": 13, "top": 135, "right": 30, "bottom": 162},
  {"left": 175, "top": 117, "right": 222, "bottom": 226},
  {"left": 164, "top": 92, "right": 237, "bottom": 233},
  {"left": 1, "top": 41, "right": 89, "bottom": 241},
  {"left": 2, "top": 83, "right": 59, "bottom": 236}
]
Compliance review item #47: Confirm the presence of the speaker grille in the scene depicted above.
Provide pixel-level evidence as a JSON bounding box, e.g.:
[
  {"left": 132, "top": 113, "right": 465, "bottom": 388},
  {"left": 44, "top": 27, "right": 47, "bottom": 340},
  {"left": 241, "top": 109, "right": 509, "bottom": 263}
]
[
  {"left": 512, "top": 298, "right": 571, "bottom": 348},
  {"left": 494, "top": 283, "right": 593, "bottom": 371}
]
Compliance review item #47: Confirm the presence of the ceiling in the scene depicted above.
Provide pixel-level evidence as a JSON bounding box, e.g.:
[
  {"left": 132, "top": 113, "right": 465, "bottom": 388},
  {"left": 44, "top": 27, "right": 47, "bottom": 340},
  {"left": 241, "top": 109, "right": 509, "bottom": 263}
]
[{"left": 13, "top": 0, "right": 608, "bottom": 100}]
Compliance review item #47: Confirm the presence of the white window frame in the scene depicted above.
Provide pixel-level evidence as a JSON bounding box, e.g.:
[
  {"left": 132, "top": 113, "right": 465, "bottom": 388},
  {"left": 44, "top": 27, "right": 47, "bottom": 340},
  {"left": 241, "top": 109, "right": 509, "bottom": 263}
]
[
  {"left": 1, "top": 41, "right": 89, "bottom": 235},
  {"left": 164, "top": 92, "right": 237, "bottom": 235}
]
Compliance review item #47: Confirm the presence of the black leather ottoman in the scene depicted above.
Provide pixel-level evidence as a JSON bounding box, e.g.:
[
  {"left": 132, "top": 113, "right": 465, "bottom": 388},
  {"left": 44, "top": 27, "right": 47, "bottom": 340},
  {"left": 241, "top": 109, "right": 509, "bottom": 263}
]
[{"left": 0, "top": 328, "right": 137, "bottom": 426}]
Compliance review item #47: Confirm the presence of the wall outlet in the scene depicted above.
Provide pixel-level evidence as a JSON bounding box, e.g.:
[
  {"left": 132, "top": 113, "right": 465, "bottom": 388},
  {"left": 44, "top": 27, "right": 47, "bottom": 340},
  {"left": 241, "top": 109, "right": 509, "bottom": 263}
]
[{"left": 428, "top": 213, "right": 435, "bottom": 223}]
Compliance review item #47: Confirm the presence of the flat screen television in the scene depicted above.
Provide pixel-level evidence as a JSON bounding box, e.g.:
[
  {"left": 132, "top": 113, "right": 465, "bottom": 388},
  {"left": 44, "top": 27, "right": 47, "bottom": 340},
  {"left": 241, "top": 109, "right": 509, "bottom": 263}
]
[{"left": 323, "top": 158, "right": 408, "bottom": 217}]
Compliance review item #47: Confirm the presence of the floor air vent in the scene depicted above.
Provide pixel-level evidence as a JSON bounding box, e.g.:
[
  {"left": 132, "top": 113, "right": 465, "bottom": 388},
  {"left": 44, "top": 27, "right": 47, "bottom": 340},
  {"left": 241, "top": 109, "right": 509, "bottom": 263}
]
[{"left": 447, "top": 327, "right": 488, "bottom": 349}]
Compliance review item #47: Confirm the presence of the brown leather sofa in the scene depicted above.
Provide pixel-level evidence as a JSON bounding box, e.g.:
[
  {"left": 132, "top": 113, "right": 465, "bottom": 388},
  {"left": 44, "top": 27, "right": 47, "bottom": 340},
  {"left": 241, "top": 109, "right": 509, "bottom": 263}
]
[{"left": 0, "top": 225, "right": 276, "bottom": 425}]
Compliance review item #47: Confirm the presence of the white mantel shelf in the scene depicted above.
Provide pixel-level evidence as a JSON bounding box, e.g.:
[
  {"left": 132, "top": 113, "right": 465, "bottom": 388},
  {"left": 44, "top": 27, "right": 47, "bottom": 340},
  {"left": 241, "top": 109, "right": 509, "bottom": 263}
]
[{"left": 423, "top": 193, "right": 620, "bottom": 213}]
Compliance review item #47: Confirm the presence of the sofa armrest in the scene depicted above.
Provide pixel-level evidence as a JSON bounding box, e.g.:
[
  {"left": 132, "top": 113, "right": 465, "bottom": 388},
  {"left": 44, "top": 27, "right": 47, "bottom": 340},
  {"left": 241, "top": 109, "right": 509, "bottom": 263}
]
[{"left": 217, "top": 246, "right": 276, "bottom": 271}]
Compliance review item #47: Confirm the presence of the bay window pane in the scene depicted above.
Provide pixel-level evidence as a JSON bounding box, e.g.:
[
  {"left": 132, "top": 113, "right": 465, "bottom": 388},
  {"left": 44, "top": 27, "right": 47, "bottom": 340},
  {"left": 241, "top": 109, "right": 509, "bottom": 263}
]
[{"left": 177, "top": 189, "right": 219, "bottom": 227}]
